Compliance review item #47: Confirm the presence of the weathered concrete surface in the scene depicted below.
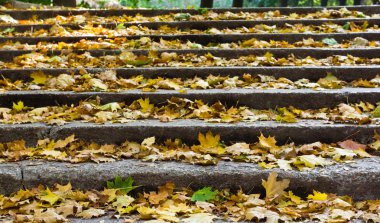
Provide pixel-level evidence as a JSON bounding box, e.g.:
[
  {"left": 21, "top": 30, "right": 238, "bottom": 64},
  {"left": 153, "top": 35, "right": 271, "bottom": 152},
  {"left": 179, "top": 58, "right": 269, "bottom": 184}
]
[
  {"left": 0, "top": 163, "right": 23, "bottom": 195},
  {"left": 0, "top": 32, "right": 379, "bottom": 45},
  {"left": 2, "top": 48, "right": 380, "bottom": 61},
  {"left": 1, "top": 18, "right": 379, "bottom": 33},
  {"left": 1, "top": 5, "right": 378, "bottom": 19},
  {"left": 19, "top": 157, "right": 380, "bottom": 200},
  {"left": 1, "top": 66, "right": 380, "bottom": 82},
  {"left": 0, "top": 123, "right": 50, "bottom": 146},
  {"left": 1, "top": 88, "right": 380, "bottom": 109},
  {"left": 0, "top": 120, "right": 378, "bottom": 145}
]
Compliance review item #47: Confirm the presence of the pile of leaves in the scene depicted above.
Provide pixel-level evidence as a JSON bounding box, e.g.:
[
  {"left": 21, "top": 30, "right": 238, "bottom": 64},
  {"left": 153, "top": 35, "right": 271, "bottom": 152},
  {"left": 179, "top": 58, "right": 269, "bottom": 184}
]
[
  {"left": 2, "top": 71, "right": 380, "bottom": 92},
  {"left": 2, "top": 21, "right": 376, "bottom": 38},
  {"left": 0, "top": 173, "right": 379, "bottom": 223},
  {"left": 2, "top": 51, "right": 380, "bottom": 69},
  {"left": 0, "top": 37, "right": 377, "bottom": 51},
  {"left": 2, "top": 98, "right": 380, "bottom": 124},
  {"left": 0, "top": 131, "right": 378, "bottom": 169},
  {"left": 0, "top": 8, "right": 374, "bottom": 25}
]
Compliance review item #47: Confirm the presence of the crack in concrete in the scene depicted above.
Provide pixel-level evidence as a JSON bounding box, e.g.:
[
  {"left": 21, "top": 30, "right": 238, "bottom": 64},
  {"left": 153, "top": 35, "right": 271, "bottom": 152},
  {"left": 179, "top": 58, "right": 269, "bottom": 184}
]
[{"left": 18, "top": 163, "right": 25, "bottom": 190}]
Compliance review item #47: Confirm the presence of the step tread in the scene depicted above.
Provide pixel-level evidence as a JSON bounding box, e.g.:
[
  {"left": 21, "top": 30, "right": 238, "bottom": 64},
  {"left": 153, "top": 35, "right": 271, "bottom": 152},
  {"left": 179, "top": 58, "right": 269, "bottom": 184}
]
[
  {"left": 0, "top": 119, "right": 378, "bottom": 145},
  {"left": 1, "top": 88, "right": 379, "bottom": 109}
]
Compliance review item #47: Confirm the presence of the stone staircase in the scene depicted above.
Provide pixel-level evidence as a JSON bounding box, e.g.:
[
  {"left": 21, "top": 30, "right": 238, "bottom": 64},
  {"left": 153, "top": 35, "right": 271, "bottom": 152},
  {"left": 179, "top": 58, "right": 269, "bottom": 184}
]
[{"left": 0, "top": 5, "right": 380, "bottom": 222}]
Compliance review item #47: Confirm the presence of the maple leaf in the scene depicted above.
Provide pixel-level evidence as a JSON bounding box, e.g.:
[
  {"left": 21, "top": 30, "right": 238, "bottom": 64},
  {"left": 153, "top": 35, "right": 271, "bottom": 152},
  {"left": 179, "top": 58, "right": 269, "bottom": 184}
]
[
  {"left": 99, "top": 102, "right": 121, "bottom": 112},
  {"left": 12, "top": 101, "right": 24, "bottom": 112},
  {"left": 373, "top": 106, "right": 380, "bottom": 118},
  {"left": 322, "top": 38, "right": 338, "bottom": 46},
  {"left": 329, "top": 148, "right": 357, "bottom": 161},
  {"left": 262, "top": 172, "right": 290, "bottom": 201},
  {"left": 40, "top": 187, "right": 60, "bottom": 206},
  {"left": 195, "top": 131, "right": 225, "bottom": 155},
  {"left": 34, "top": 209, "right": 67, "bottom": 223},
  {"left": 106, "top": 176, "right": 138, "bottom": 194},
  {"left": 30, "top": 71, "right": 48, "bottom": 85},
  {"left": 53, "top": 135, "right": 76, "bottom": 149},
  {"left": 277, "top": 159, "right": 293, "bottom": 171},
  {"left": 182, "top": 213, "right": 217, "bottom": 223},
  {"left": 191, "top": 187, "right": 217, "bottom": 202},
  {"left": 112, "top": 195, "right": 135, "bottom": 214},
  {"left": 307, "top": 190, "right": 328, "bottom": 201},
  {"left": 293, "top": 154, "right": 332, "bottom": 169},
  {"left": 288, "top": 191, "right": 302, "bottom": 204},
  {"left": 338, "top": 140, "right": 367, "bottom": 151},
  {"left": 76, "top": 208, "right": 105, "bottom": 219},
  {"left": 258, "top": 134, "right": 277, "bottom": 149},
  {"left": 138, "top": 98, "right": 154, "bottom": 113},
  {"left": 245, "top": 206, "right": 280, "bottom": 222}
]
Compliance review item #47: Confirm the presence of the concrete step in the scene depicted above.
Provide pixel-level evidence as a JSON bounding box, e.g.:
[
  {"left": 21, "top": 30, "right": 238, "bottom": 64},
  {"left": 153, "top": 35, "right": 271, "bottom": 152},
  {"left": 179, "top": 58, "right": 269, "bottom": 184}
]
[
  {"left": 1, "top": 32, "right": 378, "bottom": 44},
  {"left": 1, "top": 88, "right": 379, "bottom": 109},
  {"left": 1, "top": 6, "right": 379, "bottom": 19},
  {"left": 1, "top": 48, "right": 380, "bottom": 61},
  {"left": 0, "top": 120, "right": 378, "bottom": 145},
  {"left": 1, "top": 18, "right": 378, "bottom": 32},
  {"left": 2, "top": 66, "right": 380, "bottom": 82},
  {"left": 1, "top": 157, "right": 379, "bottom": 200}
]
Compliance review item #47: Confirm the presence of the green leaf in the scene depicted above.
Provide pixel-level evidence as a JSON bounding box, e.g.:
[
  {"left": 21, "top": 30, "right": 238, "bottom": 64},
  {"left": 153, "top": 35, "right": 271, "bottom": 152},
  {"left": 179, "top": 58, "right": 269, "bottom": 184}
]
[
  {"left": 198, "top": 8, "right": 209, "bottom": 15},
  {"left": 116, "top": 23, "right": 125, "bottom": 30},
  {"left": 356, "top": 12, "right": 366, "bottom": 18},
  {"left": 373, "top": 106, "right": 380, "bottom": 118},
  {"left": 99, "top": 102, "right": 121, "bottom": 112},
  {"left": 191, "top": 187, "right": 217, "bottom": 202},
  {"left": 322, "top": 38, "right": 338, "bottom": 46},
  {"left": 107, "top": 176, "right": 138, "bottom": 194},
  {"left": 2, "top": 27, "right": 14, "bottom": 34},
  {"left": 342, "top": 22, "right": 350, "bottom": 30},
  {"left": 174, "top": 13, "right": 191, "bottom": 21}
]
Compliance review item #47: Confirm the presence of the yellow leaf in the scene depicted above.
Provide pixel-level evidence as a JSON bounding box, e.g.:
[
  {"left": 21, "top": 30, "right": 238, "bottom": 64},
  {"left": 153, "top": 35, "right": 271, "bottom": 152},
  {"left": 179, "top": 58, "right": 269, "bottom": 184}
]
[
  {"left": 294, "top": 155, "right": 332, "bottom": 168},
  {"left": 262, "top": 172, "right": 290, "bottom": 200},
  {"left": 13, "top": 101, "right": 24, "bottom": 112},
  {"left": 288, "top": 191, "right": 302, "bottom": 204},
  {"left": 258, "top": 134, "right": 277, "bottom": 149},
  {"left": 40, "top": 187, "right": 60, "bottom": 206},
  {"left": 195, "top": 131, "right": 225, "bottom": 155},
  {"left": 112, "top": 195, "right": 135, "bottom": 215},
  {"left": 138, "top": 98, "right": 154, "bottom": 113},
  {"left": 307, "top": 190, "right": 328, "bottom": 201},
  {"left": 30, "top": 71, "right": 48, "bottom": 85},
  {"left": 53, "top": 135, "right": 76, "bottom": 149},
  {"left": 199, "top": 131, "right": 220, "bottom": 149}
]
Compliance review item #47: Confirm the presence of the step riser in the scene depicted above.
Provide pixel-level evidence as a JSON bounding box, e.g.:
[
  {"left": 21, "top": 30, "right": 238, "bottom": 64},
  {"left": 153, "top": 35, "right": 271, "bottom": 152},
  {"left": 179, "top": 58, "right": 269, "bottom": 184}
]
[
  {"left": 2, "top": 158, "right": 379, "bottom": 200},
  {"left": 1, "top": 33, "right": 378, "bottom": 44},
  {"left": 0, "top": 121, "right": 378, "bottom": 145},
  {"left": 1, "top": 18, "right": 377, "bottom": 32},
  {"left": 1, "top": 89, "right": 379, "bottom": 109},
  {"left": 1, "top": 6, "right": 379, "bottom": 19},
  {"left": 1, "top": 48, "right": 380, "bottom": 61},
  {"left": 2, "top": 67, "right": 379, "bottom": 82}
]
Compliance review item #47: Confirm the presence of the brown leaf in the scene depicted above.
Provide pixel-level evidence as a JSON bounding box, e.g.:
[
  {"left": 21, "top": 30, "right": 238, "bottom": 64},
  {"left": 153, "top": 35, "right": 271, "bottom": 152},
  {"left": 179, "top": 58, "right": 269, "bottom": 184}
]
[{"left": 338, "top": 140, "right": 367, "bottom": 151}]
